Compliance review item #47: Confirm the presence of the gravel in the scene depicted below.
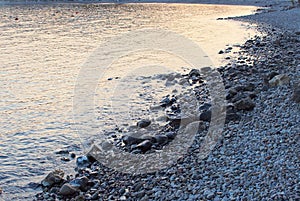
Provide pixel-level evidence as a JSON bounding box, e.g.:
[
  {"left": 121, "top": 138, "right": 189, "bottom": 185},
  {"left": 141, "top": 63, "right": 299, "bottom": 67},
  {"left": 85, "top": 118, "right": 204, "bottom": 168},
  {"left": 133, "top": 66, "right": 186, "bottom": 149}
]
[{"left": 35, "top": 1, "right": 300, "bottom": 201}]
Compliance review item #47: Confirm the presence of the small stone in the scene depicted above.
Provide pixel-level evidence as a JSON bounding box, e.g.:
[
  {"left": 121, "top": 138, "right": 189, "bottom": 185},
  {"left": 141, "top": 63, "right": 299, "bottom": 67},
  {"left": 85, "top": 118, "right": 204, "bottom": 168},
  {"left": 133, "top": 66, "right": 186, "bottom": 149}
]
[
  {"left": 76, "top": 156, "right": 90, "bottom": 168},
  {"left": 269, "top": 74, "right": 290, "bottom": 87},
  {"left": 59, "top": 183, "right": 78, "bottom": 196},
  {"left": 61, "top": 157, "right": 70, "bottom": 162},
  {"left": 70, "top": 153, "right": 76, "bottom": 158},
  {"left": 136, "top": 140, "right": 152, "bottom": 153},
  {"left": 235, "top": 97, "right": 255, "bottom": 111},
  {"left": 55, "top": 150, "right": 69, "bottom": 155},
  {"left": 137, "top": 119, "right": 151, "bottom": 128},
  {"left": 218, "top": 50, "right": 224, "bottom": 54},
  {"left": 41, "top": 170, "right": 64, "bottom": 187}
]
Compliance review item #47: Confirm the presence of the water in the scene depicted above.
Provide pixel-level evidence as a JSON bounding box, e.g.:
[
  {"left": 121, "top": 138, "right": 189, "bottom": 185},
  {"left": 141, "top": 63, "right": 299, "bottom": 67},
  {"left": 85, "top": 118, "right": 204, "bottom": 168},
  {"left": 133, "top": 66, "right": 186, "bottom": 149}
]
[{"left": 0, "top": 3, "right": 258, "bottom": 200}]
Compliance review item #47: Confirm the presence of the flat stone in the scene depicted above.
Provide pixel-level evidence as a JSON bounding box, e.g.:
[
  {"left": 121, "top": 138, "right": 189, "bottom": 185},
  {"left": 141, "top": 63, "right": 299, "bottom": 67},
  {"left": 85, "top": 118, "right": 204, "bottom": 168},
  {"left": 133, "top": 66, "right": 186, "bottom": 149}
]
[{"left": 59, "top": 183, "right": 78, "bottom": 196}]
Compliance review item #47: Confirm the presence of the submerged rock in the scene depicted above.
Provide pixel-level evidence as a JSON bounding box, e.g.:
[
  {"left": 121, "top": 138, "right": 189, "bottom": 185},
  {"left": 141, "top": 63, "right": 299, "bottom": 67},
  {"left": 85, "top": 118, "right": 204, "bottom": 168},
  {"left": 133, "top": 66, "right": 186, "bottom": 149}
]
[{"left": 41, "top": 169, "right": 64, "bottom": 187}]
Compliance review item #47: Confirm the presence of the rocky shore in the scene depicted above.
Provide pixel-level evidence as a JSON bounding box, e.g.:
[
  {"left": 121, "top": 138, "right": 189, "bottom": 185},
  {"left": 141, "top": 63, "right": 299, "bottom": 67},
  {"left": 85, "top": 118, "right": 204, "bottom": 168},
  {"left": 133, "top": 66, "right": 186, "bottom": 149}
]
[{"left": 33, "top": 13, "right": 300, "bottom": 200}]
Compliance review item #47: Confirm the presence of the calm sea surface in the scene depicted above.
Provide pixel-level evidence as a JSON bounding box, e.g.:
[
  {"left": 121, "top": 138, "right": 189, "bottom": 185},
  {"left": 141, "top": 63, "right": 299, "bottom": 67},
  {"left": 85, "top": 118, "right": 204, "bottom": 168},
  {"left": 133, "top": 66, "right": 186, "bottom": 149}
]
[{"left": 0, "top": 3, "right": 258, "bottom": 200}]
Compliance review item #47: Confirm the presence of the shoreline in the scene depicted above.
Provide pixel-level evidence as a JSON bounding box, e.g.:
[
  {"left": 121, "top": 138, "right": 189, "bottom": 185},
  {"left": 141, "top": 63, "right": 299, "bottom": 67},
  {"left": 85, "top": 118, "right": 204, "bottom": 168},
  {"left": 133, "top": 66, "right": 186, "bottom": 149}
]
[
  {"left": 35, "top": 2, "right": 299, "bottom": 201},
  {"left": 0, "top": 1, "right": 299, "bottom": 200}
]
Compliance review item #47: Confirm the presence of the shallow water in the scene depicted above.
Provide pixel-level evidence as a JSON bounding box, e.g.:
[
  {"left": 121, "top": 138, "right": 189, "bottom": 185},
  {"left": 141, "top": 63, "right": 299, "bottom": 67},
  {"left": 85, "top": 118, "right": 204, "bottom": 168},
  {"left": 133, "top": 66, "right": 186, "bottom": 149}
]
[{"left": 0, "top": 3, "right": 258, "bottom": 200}]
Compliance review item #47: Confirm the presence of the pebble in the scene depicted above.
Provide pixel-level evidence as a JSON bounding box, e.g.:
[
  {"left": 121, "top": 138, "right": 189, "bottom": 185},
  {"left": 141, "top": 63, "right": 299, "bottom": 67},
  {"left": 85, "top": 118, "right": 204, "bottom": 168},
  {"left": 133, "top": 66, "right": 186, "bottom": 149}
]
[{"left": 137, "top": 119, "right": 151, "bottom": 128}]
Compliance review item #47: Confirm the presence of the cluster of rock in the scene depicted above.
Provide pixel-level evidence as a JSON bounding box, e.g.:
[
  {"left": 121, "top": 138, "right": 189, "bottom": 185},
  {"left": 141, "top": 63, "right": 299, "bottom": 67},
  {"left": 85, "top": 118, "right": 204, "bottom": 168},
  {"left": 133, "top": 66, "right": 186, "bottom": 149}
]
[{"left": 35, "top": 28, "right": 299, "bottom": 200}]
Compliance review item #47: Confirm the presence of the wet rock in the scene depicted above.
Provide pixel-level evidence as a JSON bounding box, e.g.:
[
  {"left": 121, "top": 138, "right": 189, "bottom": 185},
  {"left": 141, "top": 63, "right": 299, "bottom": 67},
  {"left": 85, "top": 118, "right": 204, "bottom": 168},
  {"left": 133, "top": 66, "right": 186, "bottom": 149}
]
[
  {"left": 234, "top": 97, "right": 256, "bottom": 111},
  {"left": 41, "top": 169, "right": 64, "bottom": 187},
  {"left": 136, "top": 140, "right": 152, "bottom": 153},
  {"left": 122, "top": 135, "right": 143, "bottom": 146},
  {"left": 153, "top": 135, "right": 169, "bottom": 145},
  {"left": 70, "top": 153, "right": 76, "bottom": 158},
  {"left": 76, "top": 156, "right": 91, "bottom": 168},
  {"left": 269, "top": 74, "right": 290, "bottom": 87},
  {"left": 55, "top": 150, "right": 69, "bottom": 155},
  {"left": 69, "top": 176, "right": 89, "bottom": 191},
  {"left": 137, "top": 119, "right": 151, "bottom": 128},
  {"left": 160, "top": 96, "right": 176, "bottom": 107},
  {"left": 188, "top": 69, "right": 202, "bottom": 83},
  {"left": 59, "top": 183, "right": 78, "bottom": 196},
  {"left": 199, "top": 110, "right": 212, "bottom": 122},
  {"left": 61, "top": 157, "right": 70, "bottom": 162}
]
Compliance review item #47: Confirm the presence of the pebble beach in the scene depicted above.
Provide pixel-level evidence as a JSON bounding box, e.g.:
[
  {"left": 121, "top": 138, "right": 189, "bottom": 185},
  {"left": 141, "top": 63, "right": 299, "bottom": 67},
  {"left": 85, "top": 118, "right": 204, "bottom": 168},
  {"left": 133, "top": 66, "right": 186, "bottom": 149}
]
[{"left": 0, "top": 0, "right": 299, "bottom": 200}]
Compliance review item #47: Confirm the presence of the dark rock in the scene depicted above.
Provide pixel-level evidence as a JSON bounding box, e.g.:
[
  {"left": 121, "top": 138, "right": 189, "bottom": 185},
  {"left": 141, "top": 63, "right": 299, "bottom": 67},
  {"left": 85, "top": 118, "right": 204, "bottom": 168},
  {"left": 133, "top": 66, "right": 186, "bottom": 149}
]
[
  {"left": 199, "top": 110, "right": 212, "bottom": 122},
  {"left": 234, "top": 97, "right": 256, "bottom": 111},
  {"left": 122, "top": 135, "right": 143, "bottom": 146},
  {"left": 153, "top": 135, "right": 169, "bottom": 145},
  {"left": 41, "top": 170, "right": 64, "bottom": 187},
  {"left": 55, "top": 150, "right": 69, "bottom": 155},
  {"left": 70, "top": 153, "right": 76, "bottom": 158},
  {"left": 188, "top": 69, "right": 201, "bottom": 77},
  {"left": 166, "top": 132, "right": 176, "bottom": 140},
  {"left": 225, "top": 111, "right": 241, "bottom": 123},
  {"left": 199, "top": 103, "right": 211, "bottom": 111},
  {"left": 268, "top": 71, "right": 279, "bottom": 80},
  {"left": 59, "top": 183, "right": 78, "bottom": 196},
  {"left": 136, "top": 140, "right": 152, "bottom": 153},
  {"left": 160, "top": 96, "right": 176, "bottom": 107},
  {"left": 234, "top": 85, "right": 245, "bottom": 92},
  {"left": 137, "top": 119, "right": 151, "bottom": 128},
  {"left": 226, "top": 88, "right": 238, "bottom": 100},
  {"left": 218, "top": 50, "right": 224, "bottom": 54},
  {"left": 244, "top": 83, "right": 256, "bottom": 91},
  {"left": 61, "top": 157, "right": 70, "bottom": 162}
]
